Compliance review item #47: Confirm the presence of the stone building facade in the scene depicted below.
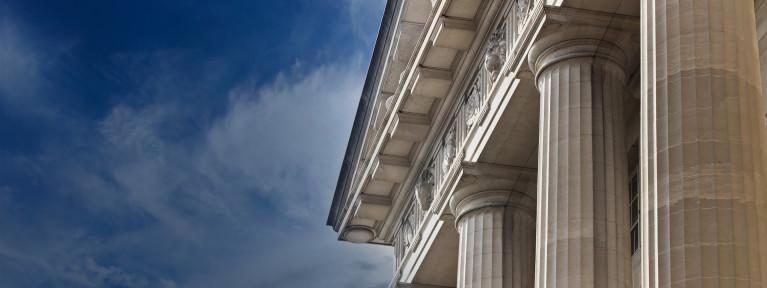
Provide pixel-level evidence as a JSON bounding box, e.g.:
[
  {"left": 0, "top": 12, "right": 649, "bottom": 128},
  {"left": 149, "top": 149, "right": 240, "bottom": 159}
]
[{"left": 327, "top": 0, "right": 767, "bottom": 287}]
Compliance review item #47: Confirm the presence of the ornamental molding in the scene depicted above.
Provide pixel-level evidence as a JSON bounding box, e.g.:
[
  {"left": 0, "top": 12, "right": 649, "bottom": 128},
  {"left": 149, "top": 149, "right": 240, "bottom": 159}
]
[
  {"left": 414, "top": 163, "right": 435, "bottom": 212},
  {"left": 441, "top": 124, "right": 457, "bottom": 174},
  {"left": 334, "top": 0, "right": 550, "bottom": 246},
  {"left": 388, "top": 270, "right": 403, "bottom": 288},
  {"left": 403, "top": 214, "right": 415, "bottom": 248},
  {"left": 517, "top": 0, "right": 532, "bottom": 34},
  {"left": 464, "top": 78, "right": 481, "bottom": 128},
  {"left": 485, "top": 22, "right": 507, "bottom": 82}
]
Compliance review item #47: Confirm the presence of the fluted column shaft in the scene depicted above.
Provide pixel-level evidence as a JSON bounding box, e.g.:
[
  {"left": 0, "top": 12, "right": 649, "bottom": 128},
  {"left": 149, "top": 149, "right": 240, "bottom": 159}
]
[
  {"left": 757, "top": 0, "right": 767, "bottom": 123},
  {"left": 533, "top": 40, "right": 631, "bottom": 288},
  {"left": 457, "top": 206, "right": 506, "bottom": 288},
  {"left": 641, "top": 0, "right": 767, "bottom": 287},
  {"left": 450, "top": 185, "right": 536, "bottom": 288}
]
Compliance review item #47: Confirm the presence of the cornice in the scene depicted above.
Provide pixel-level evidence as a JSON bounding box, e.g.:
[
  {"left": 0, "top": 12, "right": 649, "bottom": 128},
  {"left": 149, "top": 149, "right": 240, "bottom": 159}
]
[
  {"left": 335, "top": 0, "right": 589, "bottom": 246},
  {"left": 380, "top": 0, "right": 509, "bottom": 244},
  {"left": 327, "top": 0, "right": 401, "bottom": 231}
]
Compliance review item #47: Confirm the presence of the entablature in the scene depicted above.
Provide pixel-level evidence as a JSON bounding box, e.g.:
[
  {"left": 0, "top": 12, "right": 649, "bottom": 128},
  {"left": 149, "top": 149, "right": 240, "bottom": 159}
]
[
  {"left": 331, "top": 0, "right": 550, "bottom": 246},
  {"left": 332, "top": 0, "right": 640, "bottom": 252}
]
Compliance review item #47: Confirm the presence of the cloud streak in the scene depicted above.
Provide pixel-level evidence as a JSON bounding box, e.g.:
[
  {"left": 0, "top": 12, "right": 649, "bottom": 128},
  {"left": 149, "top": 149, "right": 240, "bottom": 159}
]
[
  {"left": 0, "top": 26, "right": 392, "bottom": 288},
  {"left": 0, "top": 11, "right": 69, "bottom": 118}
]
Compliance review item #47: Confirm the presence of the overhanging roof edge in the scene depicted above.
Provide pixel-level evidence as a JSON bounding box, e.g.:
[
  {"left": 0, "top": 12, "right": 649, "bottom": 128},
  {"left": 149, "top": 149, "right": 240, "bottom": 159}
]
[{"left": 327, "top": 0, "right": 399, "bottom": 231}]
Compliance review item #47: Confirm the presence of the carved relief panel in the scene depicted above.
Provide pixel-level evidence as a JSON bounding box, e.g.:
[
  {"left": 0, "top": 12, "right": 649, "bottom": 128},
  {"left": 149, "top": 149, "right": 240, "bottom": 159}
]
[
  {"left": 465, "top": 77, "right": 481, "bottom": 129},
  {"left": 442, "top": 123, "right": 456, "bottom": 174},
  {"left": 415, "top": 161, "right": 435, "bottom": 211},
  {"left": 485, "top": 21, "right": 507, "bottom": 82},
  {"left": 403, "top": 213, "right": 414, "bottom": 248},
  {"left": 402, "top": 204, "right": 420, "bottom": 250}
]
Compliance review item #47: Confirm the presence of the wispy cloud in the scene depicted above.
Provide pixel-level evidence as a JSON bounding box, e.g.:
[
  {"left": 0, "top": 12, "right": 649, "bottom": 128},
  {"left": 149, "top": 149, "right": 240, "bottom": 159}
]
[
  {"left": 204, "top": 63, "right": 364, "bottom": 219},
  {"left": 347, "top": 0, "right": 389, "bottom": 47},
  {"left": 0, "top": 1, "right": 395, "bottom": 287},
  {"left": 0, "top": 11, "right": 69, "bottom": 118},
  {"left": 0, "top": 50, "right": 393, "bottom": 288},
  {"left": 0, "top": 13, "right": 40, "bottom": 99}
]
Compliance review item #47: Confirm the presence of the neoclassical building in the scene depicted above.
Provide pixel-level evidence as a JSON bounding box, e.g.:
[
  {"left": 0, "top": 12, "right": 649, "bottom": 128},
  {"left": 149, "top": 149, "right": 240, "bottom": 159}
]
[{"left": 327, "top": 0, "right": 767, "bottom": 287}]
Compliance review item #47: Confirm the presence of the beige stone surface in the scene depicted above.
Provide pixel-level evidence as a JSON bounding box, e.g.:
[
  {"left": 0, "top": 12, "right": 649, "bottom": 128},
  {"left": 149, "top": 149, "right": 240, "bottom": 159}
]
[
  {"left": 533, "top": 39, "right": 632, "bottom": 288},
  {"left": 411, "top": 67, "right": 453, "bottom": 98},
  {"left": 641, "top": 0, "right": 767, "bottom": 286},
  {"left": 757, "top": 0, "right": 767, "bottom": 124},
  {"left": 330, "top": 0, "right": 767, "bottom": 287},
  {"left": 451, "top": 185, "right": 536, "bottom": 288},
  {"left": 443, "top": 0, "right": 482, "bottom": 19},
  {"left": 457, "top": 206, "right": 506, "bottom": 287},
  {"left": 411, "top": 220, "right": 460, "bottom": 287},
  {"left": 391, "top": 112, "right": 431, "bottom": 142},
  {"left": 433, "top": 17, "right": 477, "bottom": 51},
  {"left": 422, "top": 45, "right": 458, "bottom": 69}
]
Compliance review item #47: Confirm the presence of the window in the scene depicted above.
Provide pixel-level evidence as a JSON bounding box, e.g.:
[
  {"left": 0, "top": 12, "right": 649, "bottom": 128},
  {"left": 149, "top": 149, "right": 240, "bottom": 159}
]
[{"left": 629, "top": 169, "right": 639, "bottom": 255}]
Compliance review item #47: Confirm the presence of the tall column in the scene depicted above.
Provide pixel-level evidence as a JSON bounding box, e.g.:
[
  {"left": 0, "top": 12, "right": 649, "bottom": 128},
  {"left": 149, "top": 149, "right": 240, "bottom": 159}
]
[
  {"left": 532, "top": 39, "right": 632, "bottom": 288},
  {"left": 758, "top": 0, "right": 767, "bottom": 125},
  {"left": 449, "top": 178, "right": 536, "bottom": 288},
  {"left": 641, "top": 0, "right": 767, "bottom": 287}
]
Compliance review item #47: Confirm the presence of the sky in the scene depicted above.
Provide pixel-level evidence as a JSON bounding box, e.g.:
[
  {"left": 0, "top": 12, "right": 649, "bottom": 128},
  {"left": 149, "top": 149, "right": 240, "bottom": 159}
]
[{"left": 0, "top": 1, "right": 393, "bottom": 287}]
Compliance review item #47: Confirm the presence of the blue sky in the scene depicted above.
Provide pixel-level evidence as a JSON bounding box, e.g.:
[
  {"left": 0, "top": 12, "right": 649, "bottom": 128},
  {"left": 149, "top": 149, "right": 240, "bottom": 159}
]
[{"left": 0, "top": 1, "right": 392, "bottom": 287}]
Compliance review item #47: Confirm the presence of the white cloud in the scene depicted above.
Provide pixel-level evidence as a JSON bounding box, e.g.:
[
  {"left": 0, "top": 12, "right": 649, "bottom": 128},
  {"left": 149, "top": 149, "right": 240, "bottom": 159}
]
[
  {"left": 204, "top": 62, "right": 364, "bottom": 219},
  {"left": 0, "top": 12, "right": 71, "bottom": 117},
  {"left": 59, "top": 257, "right": 149, "bottom": 288},
  {"left": 347, "top": 0, "right": 388, "bottom": 47},
  {"left": 0, "top": 15, "right": 40, "bottom": 98},
  {"left": 20, "top": 55, "right": 394, "bottom": 288},
  {"left": 90, "top": 54, "right": 370, "bottom": 225},
  {"left": 95, "top": 56, "right": 394, "bottom": 287},
  {"left": 0, "top": 2, "right": 396, "bottom": 287}
]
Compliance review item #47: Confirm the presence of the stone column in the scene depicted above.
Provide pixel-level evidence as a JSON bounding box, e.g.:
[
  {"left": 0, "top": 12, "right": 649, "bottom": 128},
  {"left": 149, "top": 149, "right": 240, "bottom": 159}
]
[
  {"left": 449, "top": 178, "right": 535, "bottom": 288},
  {"left": 531, "top": 39, "right": 632, "bottom": 288},
  {"left": 758, "top": 0, "right": 767, "bottom": 124},
  {"left": 641, "top": 0, "right": 767, "bottom": 286}
]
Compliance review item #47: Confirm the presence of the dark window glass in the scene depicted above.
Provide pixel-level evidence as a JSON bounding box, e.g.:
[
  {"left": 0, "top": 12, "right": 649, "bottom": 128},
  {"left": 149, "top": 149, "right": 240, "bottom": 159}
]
[
  {"left": 631, "top": 199, "right": 638, "bottom": 225},
  {"left": 629, "top": 170, "right": 639, "bottom": 255}
]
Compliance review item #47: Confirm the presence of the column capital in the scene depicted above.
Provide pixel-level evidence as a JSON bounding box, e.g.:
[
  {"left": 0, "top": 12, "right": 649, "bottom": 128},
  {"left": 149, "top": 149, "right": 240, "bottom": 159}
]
[
  {"left": 524, "top": 7, "right": 640, "bottom": 83},
  {"left": 529, "top": 38, "right": 629, "bottom": 81},
  {"left": 448, "top": 176, "right": 535, "bottom": 225}
]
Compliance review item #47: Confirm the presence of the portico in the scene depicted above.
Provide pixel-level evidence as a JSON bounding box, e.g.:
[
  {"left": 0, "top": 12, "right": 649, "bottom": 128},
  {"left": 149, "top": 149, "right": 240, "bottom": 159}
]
[{"left": 328, "top": 0, "right": 767, "bottom": 287}]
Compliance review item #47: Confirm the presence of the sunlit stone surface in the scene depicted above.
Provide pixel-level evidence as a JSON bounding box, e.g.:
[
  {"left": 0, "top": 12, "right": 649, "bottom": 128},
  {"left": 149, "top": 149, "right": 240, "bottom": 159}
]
[{"left": 328, "top": 0, "right": 767, "bottom": 287}]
